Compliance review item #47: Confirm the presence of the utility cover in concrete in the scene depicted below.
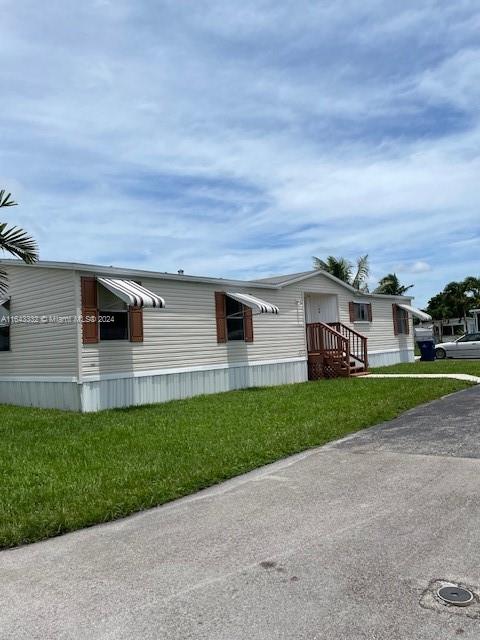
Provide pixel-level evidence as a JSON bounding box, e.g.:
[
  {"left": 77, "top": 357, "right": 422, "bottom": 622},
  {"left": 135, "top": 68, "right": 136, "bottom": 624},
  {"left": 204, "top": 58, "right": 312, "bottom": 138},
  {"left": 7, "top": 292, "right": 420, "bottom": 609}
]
[{"left": 437, "top": 585, "right": 474, "bottom": 606}]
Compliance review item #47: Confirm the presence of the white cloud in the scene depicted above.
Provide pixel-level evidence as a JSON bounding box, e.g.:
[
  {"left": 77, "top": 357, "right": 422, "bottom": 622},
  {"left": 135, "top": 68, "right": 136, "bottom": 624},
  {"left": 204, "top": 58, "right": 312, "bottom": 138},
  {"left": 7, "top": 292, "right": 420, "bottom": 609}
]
[
  {"left": 394, "top": 261, "right": 432, "bottom": 274},
  {"left": 410, "top": 261, "right": 432, "bottom": 274},
  {"left": 0, "top": 0, "right": 479, "bottom": 309}
]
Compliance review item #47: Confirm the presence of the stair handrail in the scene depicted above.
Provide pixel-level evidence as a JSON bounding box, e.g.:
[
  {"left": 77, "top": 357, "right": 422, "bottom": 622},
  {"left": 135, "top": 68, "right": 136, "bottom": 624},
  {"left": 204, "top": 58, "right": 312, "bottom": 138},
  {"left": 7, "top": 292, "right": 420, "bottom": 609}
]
[
  {"left": 306, "top": 321, "right": 349, "bottom": 352},
  {"left": 328, "top": 322, "right": 368, "bottom": 369}
]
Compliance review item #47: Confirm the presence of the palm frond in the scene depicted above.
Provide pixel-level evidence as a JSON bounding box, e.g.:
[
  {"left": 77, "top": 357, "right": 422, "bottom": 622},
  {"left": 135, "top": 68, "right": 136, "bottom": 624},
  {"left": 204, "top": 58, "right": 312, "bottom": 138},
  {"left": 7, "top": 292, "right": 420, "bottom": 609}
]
[
  {"left": 313, "top": 255, "right": 353, "bottom": 284},
  {"left": 0, "top": 191, "right": 17, "bottom": 208},
  {"left": 0, "top": 268, "right": 8, "bottom": 296},
  {"left": 0, "top": 223, "right": 39, "bottom": 263},
  {"left": 351, "top": 254, "right": 369, "bottom": 290},
  {"left": 312, "top": 256, "right": 329, "bottom": 271},
  {"left": 399, "top": 283, "right": 414, "bottom": 294},
  {"left": 375, "top": 273, "right": 413, "bottom": 295}
]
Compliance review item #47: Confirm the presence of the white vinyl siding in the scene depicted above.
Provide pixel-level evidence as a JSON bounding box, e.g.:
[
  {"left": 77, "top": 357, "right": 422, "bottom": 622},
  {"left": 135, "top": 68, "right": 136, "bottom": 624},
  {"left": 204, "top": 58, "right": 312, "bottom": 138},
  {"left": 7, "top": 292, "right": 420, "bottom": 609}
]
[
  {"left": 81, "top": 271, "right": 413, "bottom": 377},
  {"left": 352, "top": 298, "right": 413, "bottom": 351},
  {"left": 81, "top": 277, "right": 307, "bottom": 376},
  {"left": 292, "top": 275, "right": 413, "bottom": 353},
  {"left": 0, "top": 265, "right": 413, "bottom": 381},
  {"left": 0, "top": 265, "right": 78, "bottom": 376}
]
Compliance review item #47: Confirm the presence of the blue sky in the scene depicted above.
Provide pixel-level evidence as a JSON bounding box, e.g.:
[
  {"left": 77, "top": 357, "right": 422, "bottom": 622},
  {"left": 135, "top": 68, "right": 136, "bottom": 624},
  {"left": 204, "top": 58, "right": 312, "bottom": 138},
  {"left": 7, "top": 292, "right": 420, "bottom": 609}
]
[{"left": 1, "top": 1, "right": 480, "bottom": 306}]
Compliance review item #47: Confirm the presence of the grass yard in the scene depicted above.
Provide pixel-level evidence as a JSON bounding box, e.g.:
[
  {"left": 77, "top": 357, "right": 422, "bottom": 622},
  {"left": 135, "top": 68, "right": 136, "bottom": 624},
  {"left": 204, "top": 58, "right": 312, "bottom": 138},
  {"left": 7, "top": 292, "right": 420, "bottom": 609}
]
[
  {"left": 0, "top": 377, "right": 470, "bottom": 549},
  {"left": 373, "top": 359, "right": 480, "bottom": 376}
]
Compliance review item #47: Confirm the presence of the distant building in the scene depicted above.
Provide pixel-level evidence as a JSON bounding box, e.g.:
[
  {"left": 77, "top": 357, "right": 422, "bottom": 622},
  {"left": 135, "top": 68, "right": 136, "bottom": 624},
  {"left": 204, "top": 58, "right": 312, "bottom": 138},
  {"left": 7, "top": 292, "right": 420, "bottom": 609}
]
[{"left": 431, "top": 312, "right": 479, "bottom": 342}]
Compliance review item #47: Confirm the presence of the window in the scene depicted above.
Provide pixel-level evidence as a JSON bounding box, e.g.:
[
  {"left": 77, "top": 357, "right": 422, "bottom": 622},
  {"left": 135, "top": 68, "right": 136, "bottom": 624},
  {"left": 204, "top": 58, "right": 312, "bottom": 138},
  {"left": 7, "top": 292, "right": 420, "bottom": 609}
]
[
  {"left": 98, "top": 285, "right": 128, "bottom": 341},
  {"left": 350, "top": 302, "right": 372, "bottom": 323},
  {"left": 393, "top": 305, "right": 409, "bottom": 335},
  {"left": 226, "top": 296, "right": 245, "bottom": 341},
  {"left": 353, "top": 303, "right": 371, "bottom": 322},
  {"left": 99, "top": 310, "right": 129, "bottom": 340},
  {"left": 457, "top": 333, "right": 480, "bottom": 343},
  {"left": 0, "top": 300, "right": 10, "bottom": 351}
]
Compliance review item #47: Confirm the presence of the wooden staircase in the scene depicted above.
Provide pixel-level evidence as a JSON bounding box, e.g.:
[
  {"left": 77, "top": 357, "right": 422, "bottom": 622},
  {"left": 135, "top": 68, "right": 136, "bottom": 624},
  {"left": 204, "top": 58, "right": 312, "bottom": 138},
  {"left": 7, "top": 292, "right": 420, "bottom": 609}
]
[{"left": 306, "top": 322, "right": 368, "bottom": 380}]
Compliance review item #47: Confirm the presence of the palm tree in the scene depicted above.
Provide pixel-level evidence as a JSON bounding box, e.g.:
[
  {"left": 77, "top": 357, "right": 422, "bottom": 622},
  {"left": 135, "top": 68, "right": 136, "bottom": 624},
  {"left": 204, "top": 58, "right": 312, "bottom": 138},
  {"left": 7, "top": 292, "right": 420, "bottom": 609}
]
[
  {"left": 375, "top": 273, "right": 413, "bottom": 296},
  {"left": 351, "top": 255, "right": 370, "bottom": 292},
  {"left": 0, "top": 190, "right": 39, "bottom": 294},
  {"left": 426, "top": 277, "right": 480, "bottom": 326},
  {"left": 443, "top": 281, "right": 470, "bottom": 323},
  {"left": 313, "top": 256, "right": 352, "bottom": 283},
  {"left": 313, "top": 254, "right": 370, "bottom": 291}
]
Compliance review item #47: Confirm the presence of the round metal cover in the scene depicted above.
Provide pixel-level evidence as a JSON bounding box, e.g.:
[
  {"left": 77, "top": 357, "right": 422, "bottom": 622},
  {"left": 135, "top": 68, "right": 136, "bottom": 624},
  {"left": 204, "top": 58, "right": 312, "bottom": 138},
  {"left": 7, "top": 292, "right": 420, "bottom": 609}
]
[{"left": 437, "top": 585, "right": 474, "bottom": 607}]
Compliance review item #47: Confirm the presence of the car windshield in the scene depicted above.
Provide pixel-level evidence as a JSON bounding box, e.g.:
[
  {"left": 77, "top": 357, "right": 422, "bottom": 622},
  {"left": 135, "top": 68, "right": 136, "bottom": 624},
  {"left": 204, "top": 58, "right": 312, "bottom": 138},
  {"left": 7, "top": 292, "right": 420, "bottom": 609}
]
[{"left": 457, "top": 333, "right": 480, "bottom": 342}]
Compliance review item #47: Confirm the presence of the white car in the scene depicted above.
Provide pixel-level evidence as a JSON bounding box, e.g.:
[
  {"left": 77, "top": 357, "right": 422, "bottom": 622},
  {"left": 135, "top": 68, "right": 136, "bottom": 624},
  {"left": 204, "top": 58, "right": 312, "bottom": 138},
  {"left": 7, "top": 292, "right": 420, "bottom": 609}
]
[{"left": 435, "top": 332, "right": 480, "bottom": 359}]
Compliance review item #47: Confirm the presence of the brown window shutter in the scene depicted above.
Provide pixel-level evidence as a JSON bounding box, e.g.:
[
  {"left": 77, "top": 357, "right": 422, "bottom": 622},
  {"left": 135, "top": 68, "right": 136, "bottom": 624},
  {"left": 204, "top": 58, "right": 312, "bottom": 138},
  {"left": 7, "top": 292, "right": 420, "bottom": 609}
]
[
  {"left": 81, "top": 276, "right": 98, "bottom": 344},
  {"left": 244, "top": 306, "right": 254, "bottom": 342},
  {"left": 367, "top": 303, "right": 373, "bottom": 322},
  {"left": 349, "top": 301, "right": 355, "bottom": 323},
  {"left": 129, "top": 307, "right": 144, "bottom": 342},
  {"left": 215, "top": 292, "right": 227, "bottom": 343},
  {"left": 392, "top": 304, "right": 399, "bottom": 335}
]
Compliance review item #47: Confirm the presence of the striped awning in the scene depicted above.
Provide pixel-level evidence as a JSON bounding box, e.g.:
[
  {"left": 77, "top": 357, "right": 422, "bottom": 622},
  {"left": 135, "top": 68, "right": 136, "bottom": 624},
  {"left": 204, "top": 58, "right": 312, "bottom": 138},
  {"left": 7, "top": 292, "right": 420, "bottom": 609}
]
[
  {"left": 97, "top": 277, "right": 165, "bottom": 309},
  {"left": 397, "top": 303, "right": 431, "bottom": 321},
  {"left": 226, "top": 292, "right": 279, "bottom": 314}
]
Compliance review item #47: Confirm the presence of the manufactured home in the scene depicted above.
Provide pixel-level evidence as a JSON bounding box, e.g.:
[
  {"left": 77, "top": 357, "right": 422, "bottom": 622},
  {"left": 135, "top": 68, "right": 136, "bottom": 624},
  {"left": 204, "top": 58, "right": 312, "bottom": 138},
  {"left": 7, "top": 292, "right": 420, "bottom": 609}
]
[
  {"left": 0, "top": 260, "right": 426, "bottom": 412},
  {"left": 427, "top": 314, "right": 479, "bottom": 342}
]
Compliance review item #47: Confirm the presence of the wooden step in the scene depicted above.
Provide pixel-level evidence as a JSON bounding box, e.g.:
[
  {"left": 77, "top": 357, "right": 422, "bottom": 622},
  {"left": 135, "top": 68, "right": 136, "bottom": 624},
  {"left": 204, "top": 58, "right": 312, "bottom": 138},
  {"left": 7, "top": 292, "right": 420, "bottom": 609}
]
[{"left": 349, "top": 364, "right": 366, "bottom": 372}]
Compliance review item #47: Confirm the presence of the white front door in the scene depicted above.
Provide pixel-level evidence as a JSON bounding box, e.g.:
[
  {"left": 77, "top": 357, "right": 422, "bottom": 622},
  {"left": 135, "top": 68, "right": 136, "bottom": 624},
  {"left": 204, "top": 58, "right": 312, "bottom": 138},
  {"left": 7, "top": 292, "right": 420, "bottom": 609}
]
[{"left": 305, "top": 294, "right": 339, "bottom": 324}]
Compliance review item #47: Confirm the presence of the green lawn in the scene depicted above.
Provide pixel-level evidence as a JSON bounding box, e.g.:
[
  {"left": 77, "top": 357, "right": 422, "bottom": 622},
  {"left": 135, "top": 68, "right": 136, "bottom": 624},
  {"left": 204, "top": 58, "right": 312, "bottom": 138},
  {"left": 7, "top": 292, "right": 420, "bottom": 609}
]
[
  {"left": 373, "top": 360, "right": 480, "bottom": 376},
  {"left": 0, "top": 377, "right": 470, "bottom": 549}
]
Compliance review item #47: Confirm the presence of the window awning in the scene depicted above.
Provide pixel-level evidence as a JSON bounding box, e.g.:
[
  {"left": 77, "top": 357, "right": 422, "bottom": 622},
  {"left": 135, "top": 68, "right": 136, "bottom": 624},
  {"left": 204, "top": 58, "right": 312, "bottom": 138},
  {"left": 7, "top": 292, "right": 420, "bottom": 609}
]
[
  {"left": 226, "top": 292, "right": 279, "bottom": 314},
  {"left": 397, "top": 303, "right": 431, "bottom": 321},
  {"left": 0, "top": 298, "right": 9, "bottom": 307},
  {"left": 97, "top": 278, "right": 165, "bottom": 309}
]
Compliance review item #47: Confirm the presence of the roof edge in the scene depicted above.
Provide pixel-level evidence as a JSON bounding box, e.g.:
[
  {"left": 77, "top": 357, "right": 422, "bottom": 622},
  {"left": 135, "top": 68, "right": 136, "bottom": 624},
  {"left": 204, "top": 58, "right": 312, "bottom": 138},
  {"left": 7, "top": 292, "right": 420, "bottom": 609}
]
[
  {"left": 275, "top": 269, "right": 414, "bottom": 300},
  {"left": 0, "top": 259, "right": 277, "bottom": 290},
  {"left": 0, "top": 259, "right": 414, "bottom": 300}
]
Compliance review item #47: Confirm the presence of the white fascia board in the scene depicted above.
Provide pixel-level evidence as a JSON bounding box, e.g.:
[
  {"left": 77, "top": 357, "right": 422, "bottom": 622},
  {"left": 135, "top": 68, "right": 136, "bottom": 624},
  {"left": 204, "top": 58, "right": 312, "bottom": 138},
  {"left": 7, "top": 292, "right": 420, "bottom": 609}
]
[
  {"left": 0, "top": 259, "right": 277, "bottom": 290},
  {"left": 0, "top": 259, "right": 414, "bottom": 300},
  {"left": 276, "top": 270, "right": 413, "bottom": 301}
]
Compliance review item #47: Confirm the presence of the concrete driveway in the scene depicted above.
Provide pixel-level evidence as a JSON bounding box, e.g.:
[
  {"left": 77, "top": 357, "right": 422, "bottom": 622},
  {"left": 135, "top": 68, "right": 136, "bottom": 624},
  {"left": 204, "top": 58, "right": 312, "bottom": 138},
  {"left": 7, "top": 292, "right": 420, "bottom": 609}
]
[{"left": 1, "top": 386, "right": 480, "bottom": 639}]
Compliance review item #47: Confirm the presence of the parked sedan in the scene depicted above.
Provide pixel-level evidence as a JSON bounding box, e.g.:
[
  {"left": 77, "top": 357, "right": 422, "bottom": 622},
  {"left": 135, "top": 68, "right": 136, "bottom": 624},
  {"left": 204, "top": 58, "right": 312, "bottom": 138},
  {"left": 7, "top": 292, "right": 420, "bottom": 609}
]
[{"left": 436, "top": 332, "right": 480, "bottom": 359}]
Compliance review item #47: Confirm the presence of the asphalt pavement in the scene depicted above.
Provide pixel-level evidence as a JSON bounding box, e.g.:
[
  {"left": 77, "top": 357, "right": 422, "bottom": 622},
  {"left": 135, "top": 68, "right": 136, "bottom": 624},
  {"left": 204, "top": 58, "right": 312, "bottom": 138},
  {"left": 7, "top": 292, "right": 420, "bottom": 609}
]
[{"left": 1, "top": 385, "right": 480, "bottom": 639}]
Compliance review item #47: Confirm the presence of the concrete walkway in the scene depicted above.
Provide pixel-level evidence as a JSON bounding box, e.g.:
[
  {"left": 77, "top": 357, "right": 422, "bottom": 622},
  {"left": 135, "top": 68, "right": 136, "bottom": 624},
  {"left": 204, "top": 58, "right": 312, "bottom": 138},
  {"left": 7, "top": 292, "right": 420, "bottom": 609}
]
[
  {"left": 367, "top": 372, "right": 480, "bottom": 383},
  {"left": 1, "top": 386, "right": 480, "bottom": 639}
]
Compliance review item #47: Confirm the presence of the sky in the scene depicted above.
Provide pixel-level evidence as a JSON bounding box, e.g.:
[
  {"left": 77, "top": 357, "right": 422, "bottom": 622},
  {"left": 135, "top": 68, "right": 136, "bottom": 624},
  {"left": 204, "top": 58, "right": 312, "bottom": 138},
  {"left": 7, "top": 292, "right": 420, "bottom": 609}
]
[{"left": 1, "top": 1, "right": 480, "bottom": 306}]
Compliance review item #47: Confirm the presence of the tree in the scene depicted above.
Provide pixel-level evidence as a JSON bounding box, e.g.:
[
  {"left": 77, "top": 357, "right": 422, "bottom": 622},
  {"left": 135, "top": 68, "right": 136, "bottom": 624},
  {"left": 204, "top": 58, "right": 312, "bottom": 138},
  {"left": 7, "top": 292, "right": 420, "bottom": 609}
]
[
  {"left": 351, "top": 255, "right": 369, "bottom": 291},
  {"left": 423, "top": 292, "right": 448, "bottom": 320},
  {"left": 374, "top": 273, "right": 414, "bottom": 296},
  {"left": 426, "top": 278, "right": 480, "bottom": 321},
  {"left": 0, "top": 190, "right": 39, "bottom": 295},
  {"left": 463, "top": 276, "right": 480, "bottom": 301},
  {"left": 313, "top": 254, "right": 370, "bottom": 291}
]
